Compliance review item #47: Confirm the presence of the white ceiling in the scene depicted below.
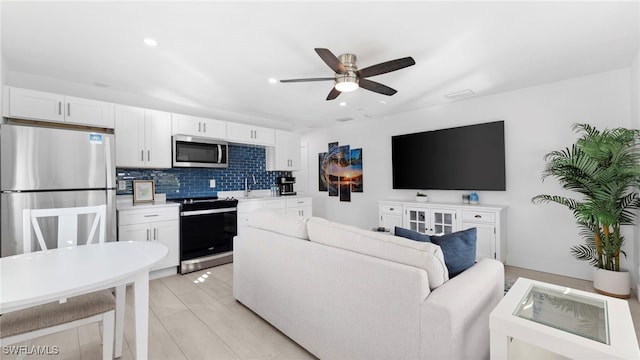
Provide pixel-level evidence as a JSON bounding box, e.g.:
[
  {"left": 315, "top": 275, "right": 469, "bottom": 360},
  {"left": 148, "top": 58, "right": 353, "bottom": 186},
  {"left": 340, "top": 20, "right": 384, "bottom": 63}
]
[{"left": 2, "top": 1, "right": 639, "bottom": 131}]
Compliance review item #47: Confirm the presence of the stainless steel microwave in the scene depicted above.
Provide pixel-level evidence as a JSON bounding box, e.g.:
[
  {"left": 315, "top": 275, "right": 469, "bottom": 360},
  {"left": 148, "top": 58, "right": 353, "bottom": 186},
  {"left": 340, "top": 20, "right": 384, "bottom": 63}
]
[{"left": 172, "top": 135, "right": 228, "bottom": 168}]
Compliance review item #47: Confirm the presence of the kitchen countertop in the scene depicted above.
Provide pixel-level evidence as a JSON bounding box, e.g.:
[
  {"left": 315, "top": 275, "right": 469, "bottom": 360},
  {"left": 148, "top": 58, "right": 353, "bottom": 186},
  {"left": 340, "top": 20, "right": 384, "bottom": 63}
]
[
  {"left": 218, "top": 190, "right": 311, "bottom": 201},
  {"left": 116, "top": 194, "right": 181, "bottom": 211}
]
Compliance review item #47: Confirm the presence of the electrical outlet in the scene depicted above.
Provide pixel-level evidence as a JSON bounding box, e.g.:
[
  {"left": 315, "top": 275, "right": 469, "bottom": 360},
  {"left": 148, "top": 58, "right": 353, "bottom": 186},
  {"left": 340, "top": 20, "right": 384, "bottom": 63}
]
[
  {"left": 210, "top": 179, "right": 216, "bottom": 188},
  {"left": 118, "top": 180, "right": 127, "bottom": 191}
]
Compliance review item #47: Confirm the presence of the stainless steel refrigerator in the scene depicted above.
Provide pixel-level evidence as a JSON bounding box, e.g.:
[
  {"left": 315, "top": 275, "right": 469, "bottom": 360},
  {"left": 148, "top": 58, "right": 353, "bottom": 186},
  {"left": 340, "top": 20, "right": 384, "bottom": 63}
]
[{"left": 1, "top": 124, "right": 116, "bottom": 257}]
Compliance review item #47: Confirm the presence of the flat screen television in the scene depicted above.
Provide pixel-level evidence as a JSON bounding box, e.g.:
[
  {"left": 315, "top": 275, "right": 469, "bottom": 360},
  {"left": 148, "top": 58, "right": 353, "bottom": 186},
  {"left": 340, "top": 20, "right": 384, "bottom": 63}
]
[{"left": 392, "top": 121, "right": 506, "bottom": 191}]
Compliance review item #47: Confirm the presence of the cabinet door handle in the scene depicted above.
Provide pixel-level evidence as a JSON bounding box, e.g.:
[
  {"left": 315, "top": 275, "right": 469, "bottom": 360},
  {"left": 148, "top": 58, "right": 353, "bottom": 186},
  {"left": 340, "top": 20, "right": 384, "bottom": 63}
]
[
  {"left": 153, "top": 228, "right": 157, "bottom": 240},
  {"left": 199, "top": 122, "right": 202, "bottom": 132},
  {"left": 146, "top": 229, "right": 150, "bottom": 241},
  {"left": 144, "top": 214, "right": 159, "bottom": 217},
  {"left": 67, "top": 103, "right": 71, "bottom": 117},
  {"left": 147, "top": 150, "right": 151, "bottom": 162},
  {"left": 58, "top": 102, "right": 62, "bottom": 115},
  {"left": 203, "top": 123, "right": 206, "bottom": 132},
  {"left": 389, "top": 208, "right": 395, "bottom": 211},
  {"left": 141, "top": 150, "right": 144, "bottom": 161},
  {"left": 475, "top": 215, "right": 482, "bottom": 218}
]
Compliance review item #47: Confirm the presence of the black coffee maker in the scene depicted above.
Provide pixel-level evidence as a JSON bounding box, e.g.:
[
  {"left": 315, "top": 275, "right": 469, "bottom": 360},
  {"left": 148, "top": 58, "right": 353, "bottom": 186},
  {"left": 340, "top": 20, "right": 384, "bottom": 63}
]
[{"left": 277, "top": 177, "right": 296, "bottom": 196}]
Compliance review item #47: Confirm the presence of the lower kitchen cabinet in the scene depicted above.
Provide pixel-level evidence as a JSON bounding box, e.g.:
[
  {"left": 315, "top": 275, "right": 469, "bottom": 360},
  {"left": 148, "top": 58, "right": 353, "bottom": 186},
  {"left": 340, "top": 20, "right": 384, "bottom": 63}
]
[
  {"left": 237, "top": 196, "right": 313, "bottom": 234},
  {"left": 118, "top": 205, "right": 180, "bottom": 271},
  {"left": 285, "top": 197, "right": 312, "bottom": 217}
]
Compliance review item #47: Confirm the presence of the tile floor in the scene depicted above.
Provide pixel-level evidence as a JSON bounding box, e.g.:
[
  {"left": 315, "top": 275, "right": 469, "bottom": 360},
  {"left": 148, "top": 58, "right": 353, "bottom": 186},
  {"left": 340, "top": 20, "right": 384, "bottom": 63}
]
[{"left": 3, "top": 264, "right": 639, "bottom": 359}]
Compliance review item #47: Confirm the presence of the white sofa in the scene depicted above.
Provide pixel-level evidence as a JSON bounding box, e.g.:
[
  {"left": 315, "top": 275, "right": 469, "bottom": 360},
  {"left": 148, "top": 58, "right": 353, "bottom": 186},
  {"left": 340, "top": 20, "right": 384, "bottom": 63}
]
[{"left": 233, "top": 210, "right": 504, "bottom": 360}]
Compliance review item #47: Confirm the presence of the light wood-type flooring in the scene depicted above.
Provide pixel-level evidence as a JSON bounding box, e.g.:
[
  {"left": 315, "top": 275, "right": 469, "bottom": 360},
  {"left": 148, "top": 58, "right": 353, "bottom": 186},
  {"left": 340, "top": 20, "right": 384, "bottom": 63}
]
[{"left": 3, "top": 264, "right": 639, "bottom": 359}]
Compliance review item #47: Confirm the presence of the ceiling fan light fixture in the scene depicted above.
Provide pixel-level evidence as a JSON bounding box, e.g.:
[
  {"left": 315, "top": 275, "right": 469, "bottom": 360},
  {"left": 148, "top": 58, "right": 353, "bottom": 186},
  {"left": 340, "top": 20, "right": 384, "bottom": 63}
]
[{"left": 335, "top": 74, "right": 359, "bottom": 92}]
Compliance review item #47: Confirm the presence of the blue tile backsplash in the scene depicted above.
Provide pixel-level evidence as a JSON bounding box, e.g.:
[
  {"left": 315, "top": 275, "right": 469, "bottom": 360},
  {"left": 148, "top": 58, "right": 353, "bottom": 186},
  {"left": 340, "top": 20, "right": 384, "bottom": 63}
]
[{"left": 116, "top": 144, "right": 291, "bottom": 199}]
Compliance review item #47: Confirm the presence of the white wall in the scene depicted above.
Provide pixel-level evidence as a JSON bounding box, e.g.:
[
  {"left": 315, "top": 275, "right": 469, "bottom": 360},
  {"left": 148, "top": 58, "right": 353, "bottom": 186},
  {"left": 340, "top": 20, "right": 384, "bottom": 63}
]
[
  {"left": 632, "top": 48, "right": 640, "bottom": 292},
  {"left": 302, "top": 68, "right": 633, "bottom": 280}
]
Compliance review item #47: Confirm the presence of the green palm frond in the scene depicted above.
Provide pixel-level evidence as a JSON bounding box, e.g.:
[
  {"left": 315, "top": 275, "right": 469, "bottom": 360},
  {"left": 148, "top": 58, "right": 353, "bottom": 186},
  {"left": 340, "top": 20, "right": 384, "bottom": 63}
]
[{"left": 533, "top": 123, "right": 640, "bottom": 271}]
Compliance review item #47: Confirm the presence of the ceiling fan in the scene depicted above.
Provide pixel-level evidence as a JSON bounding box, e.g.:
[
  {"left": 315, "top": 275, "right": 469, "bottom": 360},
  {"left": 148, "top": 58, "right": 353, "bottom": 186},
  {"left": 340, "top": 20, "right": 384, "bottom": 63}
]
[{"left": 280, "top": 48, "right": 416, "bottom": 100}]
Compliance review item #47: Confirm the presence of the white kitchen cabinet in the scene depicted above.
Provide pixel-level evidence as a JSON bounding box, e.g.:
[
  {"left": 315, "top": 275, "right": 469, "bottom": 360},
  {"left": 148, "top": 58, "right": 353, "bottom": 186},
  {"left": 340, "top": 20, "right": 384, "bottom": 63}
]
[
  {"left": 237, "top": 198, "right": 286, "bottom": 233},
  {"left": 115, "top": 105, "right": 172, "bottom": 168},
  {"left": 4, "top": 86, "right": 114, "bottom": 128},
  {"left": 378, "top": 201, "right": 403, "bottom": 231},
  {"left": 266, "top": 130, "right": 301, "bottom": 171},
  {"left": 378, "top": 200, "right": 506, "bottom": 262},
  {"left": 285, "top": 197, "right": 312, "bottom": 217},
  {"left": 172, "top": 113, "right": 226, "bottom": 139},
  {"left": 118, "top": 206, "right": 179, "bottom": 271},
  {"left": 226, "top": 122, "right": 275, "bottom": 146},
  {"left": 237, "top": 196, "right": 313, "bottom": 234}
]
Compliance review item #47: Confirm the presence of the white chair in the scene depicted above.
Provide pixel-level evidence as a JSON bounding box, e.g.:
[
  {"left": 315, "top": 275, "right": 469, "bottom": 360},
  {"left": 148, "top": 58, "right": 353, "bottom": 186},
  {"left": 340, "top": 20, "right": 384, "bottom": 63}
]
[{"left": 0, "top": 205, "right": 116, "bottom": 360}]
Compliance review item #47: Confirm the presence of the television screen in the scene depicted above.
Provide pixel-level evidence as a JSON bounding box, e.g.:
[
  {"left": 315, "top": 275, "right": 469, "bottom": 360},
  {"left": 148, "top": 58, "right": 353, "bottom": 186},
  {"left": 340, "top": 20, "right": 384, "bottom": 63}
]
[{"left": 392, "top": 121, "right": 506, "bottom": 191}]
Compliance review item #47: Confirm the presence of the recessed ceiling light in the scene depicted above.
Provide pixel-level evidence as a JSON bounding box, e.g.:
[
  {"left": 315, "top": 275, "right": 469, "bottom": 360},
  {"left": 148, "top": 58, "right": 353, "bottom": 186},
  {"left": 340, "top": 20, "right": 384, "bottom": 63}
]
[
  {"left": 144, "top": 38, "right": 158, "bottom": 47},
  {"left": 339, "top": 102, "right": 347, "bottom": 107},
  {"left": 379, "top": 100, "right": 386, "bottom": 105},
  {"left": 268, "top": 78, "right": 278, "bottom": 84}
]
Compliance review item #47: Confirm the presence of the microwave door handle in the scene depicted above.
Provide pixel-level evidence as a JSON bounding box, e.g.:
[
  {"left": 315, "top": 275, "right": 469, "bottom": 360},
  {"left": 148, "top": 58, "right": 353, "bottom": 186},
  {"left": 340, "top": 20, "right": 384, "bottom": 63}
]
[{"left": 218, "top": 144, "right": 223, "bottom": 163}]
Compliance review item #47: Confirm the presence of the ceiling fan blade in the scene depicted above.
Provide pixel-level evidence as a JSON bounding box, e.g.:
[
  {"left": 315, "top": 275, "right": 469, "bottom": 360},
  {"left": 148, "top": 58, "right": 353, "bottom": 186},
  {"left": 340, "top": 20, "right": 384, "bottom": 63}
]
[
  {"left": 357, "top": 57, "right": 416, "bottom": 78},
  {"left": 280, "top": 77, "right": 335, "bottom": 83},
  {"left": 359, "top": 79, "right": 397, "bottom": 96},
  {"left": 315, "top": 48, "right": 346, "bottom": 74},
  {"left": 326, "top": 87, "right": 341, "bottom": 100}
]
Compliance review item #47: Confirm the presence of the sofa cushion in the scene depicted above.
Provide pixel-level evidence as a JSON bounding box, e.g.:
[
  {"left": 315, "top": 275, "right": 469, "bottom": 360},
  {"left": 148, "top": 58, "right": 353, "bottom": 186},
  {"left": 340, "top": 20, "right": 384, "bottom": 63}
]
[
  {"left": 307, "top": 217, "right": 448, "bottom": 289},
  {"left": 430, "top": 228, "right": 477, "bottom": 277},
  {"left": 394, "top": 226, "right": 430, "bottom": 242},
  {"left": 247, "top": 208, "right": 309, "bottom": 240}
]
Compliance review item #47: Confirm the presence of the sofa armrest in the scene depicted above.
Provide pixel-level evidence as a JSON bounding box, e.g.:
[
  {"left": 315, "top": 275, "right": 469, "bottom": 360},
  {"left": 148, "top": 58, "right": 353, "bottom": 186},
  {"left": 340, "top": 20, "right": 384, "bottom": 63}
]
[{"left": 420, "top": 258, "right": 504, "bottom": 360}]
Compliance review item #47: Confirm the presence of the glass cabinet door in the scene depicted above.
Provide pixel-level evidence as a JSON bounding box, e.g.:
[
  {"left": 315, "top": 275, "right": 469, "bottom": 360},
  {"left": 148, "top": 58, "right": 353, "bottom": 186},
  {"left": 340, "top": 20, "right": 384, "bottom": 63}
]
[
  {"left": 404, "top": 207, "right": 429, "bottom": 234},
  {"left": 431, "top": 209, "right": 456, "bottom": 235}
]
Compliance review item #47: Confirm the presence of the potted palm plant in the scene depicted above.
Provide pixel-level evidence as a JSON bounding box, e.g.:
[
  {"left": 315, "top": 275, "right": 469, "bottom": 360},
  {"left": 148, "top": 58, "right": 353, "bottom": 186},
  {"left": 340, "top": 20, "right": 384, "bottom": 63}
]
[{"left": 532, "top": 123, "right": 640, "bottom": 298}]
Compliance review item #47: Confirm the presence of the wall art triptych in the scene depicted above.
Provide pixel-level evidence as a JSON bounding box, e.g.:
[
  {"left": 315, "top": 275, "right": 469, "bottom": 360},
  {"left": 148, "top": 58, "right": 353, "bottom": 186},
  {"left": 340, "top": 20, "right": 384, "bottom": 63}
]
[{"left": 318, "top": 142, "right": 363, "bottom": 202}]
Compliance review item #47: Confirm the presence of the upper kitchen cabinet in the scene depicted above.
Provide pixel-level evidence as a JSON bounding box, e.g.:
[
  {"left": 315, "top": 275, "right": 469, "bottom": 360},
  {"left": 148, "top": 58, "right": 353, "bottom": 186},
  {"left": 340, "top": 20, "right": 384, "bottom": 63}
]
[
  {"left": 266, "top": 130, "right": 301, "bottom": 171},
  {"left": 226, "top": 122, "right": 275, "bottom": 146},
  {"left": 3, "top": 86, "right": 114, "bottom": 128},
  {"left": 115, "top": 105, "right": 171, "bottom": 168},
  {"left": 172, "top": 113, "right": 226, "bottom": 139}
]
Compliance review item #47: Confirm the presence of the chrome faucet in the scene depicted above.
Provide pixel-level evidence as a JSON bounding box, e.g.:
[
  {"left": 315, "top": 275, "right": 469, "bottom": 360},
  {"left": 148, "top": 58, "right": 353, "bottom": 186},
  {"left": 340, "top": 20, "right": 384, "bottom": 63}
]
[{"left": 244, "top": 174, "right": 256, "bottom": 197}]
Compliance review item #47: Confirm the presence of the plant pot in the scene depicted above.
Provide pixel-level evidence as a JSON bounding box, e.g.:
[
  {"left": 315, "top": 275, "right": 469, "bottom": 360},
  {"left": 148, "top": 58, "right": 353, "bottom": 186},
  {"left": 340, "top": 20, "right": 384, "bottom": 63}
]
[{"left": 592, "top": 268, "right": 630, "bottom": 299}]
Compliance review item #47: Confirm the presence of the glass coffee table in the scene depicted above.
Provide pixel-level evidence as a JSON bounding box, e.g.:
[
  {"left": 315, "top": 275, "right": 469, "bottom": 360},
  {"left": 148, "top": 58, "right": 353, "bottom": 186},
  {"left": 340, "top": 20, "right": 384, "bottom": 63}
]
[{"left": 490, "top": 278, "right": 639, "bottom": 359}]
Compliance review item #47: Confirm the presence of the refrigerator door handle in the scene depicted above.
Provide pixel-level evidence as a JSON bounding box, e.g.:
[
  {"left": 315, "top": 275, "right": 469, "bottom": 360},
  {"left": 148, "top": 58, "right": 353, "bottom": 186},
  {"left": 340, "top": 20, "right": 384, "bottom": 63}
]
[{"left": 104, "top": 136, "right": 115, "bottom": 189}]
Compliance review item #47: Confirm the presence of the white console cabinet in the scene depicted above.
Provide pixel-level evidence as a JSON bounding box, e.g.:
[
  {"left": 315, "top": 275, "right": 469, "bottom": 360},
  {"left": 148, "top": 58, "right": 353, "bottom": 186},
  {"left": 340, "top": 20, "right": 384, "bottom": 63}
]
[{"left": 378, "top": 200, "right": 506, "bottom": 262}]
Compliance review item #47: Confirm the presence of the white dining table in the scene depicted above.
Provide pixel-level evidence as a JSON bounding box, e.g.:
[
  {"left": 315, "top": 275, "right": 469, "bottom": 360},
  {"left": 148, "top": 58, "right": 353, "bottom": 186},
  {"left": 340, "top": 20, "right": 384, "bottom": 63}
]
[{"left": 0, "top": 241, "right": 168, "bottom": 359}]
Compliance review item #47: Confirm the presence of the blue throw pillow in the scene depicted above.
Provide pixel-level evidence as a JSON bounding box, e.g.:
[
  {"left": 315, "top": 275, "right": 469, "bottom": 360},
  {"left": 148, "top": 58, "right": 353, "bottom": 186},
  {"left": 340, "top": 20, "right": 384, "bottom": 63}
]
[
  {"left": 430, "top": 228, "right": 477, "bottom": 277},
  {"left": 394, "top": 226, "right": 430, "bottom": 242}
]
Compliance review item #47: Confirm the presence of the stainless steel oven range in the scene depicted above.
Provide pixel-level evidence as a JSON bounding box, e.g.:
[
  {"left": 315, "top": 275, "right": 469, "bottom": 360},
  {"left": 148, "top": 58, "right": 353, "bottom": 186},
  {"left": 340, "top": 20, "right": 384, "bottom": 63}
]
[{"left": 174, "top": 197, "right": 238, "bottom": 274}]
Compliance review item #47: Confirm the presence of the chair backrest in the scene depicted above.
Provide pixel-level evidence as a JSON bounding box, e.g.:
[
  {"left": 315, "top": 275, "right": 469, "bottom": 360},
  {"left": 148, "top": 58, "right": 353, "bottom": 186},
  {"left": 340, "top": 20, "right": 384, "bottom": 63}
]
[{"left": 22, "top": 205, "right": 107, "bottom": 253}]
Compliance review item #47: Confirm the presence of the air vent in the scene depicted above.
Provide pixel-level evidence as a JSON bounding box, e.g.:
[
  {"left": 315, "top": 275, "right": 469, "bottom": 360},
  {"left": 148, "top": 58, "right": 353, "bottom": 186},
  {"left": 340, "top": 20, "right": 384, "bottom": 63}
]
[{"left": 444, "top": 89, "right": 475, "bottom": 99}]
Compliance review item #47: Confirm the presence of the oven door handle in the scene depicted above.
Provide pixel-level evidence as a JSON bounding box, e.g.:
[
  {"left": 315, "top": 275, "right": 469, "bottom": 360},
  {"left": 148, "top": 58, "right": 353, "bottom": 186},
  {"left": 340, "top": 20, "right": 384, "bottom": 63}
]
[{"left": 181, "top": 208, "right": 237, "bottom": 216}]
